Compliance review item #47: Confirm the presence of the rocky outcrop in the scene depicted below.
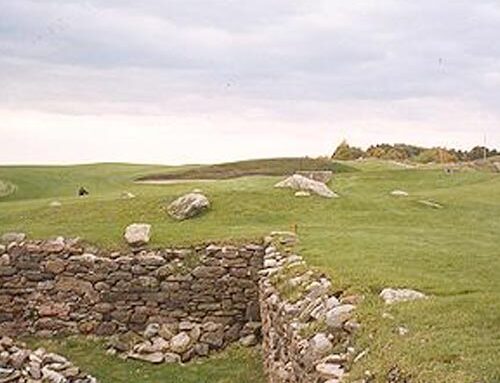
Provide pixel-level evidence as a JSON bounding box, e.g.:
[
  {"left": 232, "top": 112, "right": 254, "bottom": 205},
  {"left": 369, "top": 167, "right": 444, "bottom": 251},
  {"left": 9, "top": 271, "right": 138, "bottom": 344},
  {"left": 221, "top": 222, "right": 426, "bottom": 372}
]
[
  {"left": 124, "top": 223, "right": 151, "bottom": 246},
  {"left": 167, "top": 193, "right": 210, "bottom": 220},
  {"left": 259, "top": 232, "right": 360, "bottom": 383},
  {"left": 0, "top": 336, "right": 96, "bottom": 383},
  {"left": 0, "top": 237, "right": 263, "bottom": 364},
  {"left": 275, "top": 175, "right": 338, "bottom": 198}
]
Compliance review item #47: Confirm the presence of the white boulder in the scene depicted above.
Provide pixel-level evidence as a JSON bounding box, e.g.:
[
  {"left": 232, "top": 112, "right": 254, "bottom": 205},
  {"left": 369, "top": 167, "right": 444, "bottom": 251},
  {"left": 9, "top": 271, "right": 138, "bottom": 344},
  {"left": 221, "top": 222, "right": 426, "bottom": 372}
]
[
  {"left": 167, "top": 193, "right": 210, "bottom": 220},
  {"left": 275, "top": 174, "right": 338, "bottom": 198},
  {"left": 124, "top": 224, "right": 151, "bottom": 246}
]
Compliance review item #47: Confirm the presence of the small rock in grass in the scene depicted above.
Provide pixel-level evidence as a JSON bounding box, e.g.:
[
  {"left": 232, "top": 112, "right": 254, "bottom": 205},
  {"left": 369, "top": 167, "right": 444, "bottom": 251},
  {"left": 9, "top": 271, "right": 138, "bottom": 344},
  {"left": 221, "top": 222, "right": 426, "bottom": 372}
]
[
  {"left": 397, "top": 326, "right": 409, "bottom": 336},
  {"left": 128, "top": 352, "right": 164, "bottom": 364},
  {"left": 380, "top": 288, "right": 427, "bottom": 304},
  {"left": 294, "top": 191, "right": 311, "bottom": 197},
  {"left": 121, "top": 191, "right": 136, "bottom": 199},
  {"left": 124, "top": 223, "right": 151, "bottom": 246},
  {"left": 49, "top": 201, "right": 62, "bottom": 208},
  {"left": 390, "top": 190, "right": 409, "bottom": 197},
  {"left": 418, "top": 200, "right": 443, "bottom": 209},
  {"left": 1, "top": 232, "right": 26, "bottom": 244}
]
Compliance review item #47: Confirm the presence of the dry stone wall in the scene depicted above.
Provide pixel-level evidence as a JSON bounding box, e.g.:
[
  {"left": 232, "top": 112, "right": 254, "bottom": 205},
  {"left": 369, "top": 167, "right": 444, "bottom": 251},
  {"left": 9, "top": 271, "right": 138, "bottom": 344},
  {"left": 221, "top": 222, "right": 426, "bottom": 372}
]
[
  {"left": 0, "top": 237, "right": 263, "bottom": 363},
  {"left": 0, "top": 232, "right": 360, "bottom": 382},
  {"left": 260, "top": 232, "right": 359, "bottom": 383}
]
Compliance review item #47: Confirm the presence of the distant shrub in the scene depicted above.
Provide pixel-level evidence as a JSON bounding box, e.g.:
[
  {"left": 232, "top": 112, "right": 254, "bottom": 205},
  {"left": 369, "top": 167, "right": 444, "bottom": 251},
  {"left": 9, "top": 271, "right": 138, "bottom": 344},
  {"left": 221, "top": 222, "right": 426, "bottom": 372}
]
[
  {"left": 414, "top": 148, "right": 458, "bottom": 164},
  {"left": 332, "top": 140, "right": 365, "bottom": 160}
]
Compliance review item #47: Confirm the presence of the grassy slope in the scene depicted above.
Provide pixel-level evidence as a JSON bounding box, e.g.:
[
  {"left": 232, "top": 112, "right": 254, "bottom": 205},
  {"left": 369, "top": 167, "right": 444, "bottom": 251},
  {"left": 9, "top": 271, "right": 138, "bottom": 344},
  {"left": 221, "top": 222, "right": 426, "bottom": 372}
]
[
  {"left": 1, "top": 161, "right": 499, "bottom": 382},
  {"left": 137, "top": 157, "right": 356, "bottom": 180}
]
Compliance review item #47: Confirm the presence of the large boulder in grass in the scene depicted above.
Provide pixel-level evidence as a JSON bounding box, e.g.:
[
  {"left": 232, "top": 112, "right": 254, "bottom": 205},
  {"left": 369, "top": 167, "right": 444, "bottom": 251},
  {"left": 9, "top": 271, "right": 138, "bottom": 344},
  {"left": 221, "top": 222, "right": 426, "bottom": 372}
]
[
  {"left": 275, "top": 174, "right": 337, "bottom": 198},
  {"left": 167, "top": 193, "right": 210, "bottom": 220},
  {"left": 124, "top": 224, "right": 151, "bottom": 246}
]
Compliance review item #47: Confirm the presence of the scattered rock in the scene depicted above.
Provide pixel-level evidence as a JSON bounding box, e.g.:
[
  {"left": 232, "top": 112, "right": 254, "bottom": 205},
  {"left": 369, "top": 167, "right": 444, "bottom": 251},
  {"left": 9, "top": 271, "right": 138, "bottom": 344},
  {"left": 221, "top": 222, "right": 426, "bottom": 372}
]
[
  {"left": 0, "top": 338, "right": 95, "bottom": 382},
  {"left": 294, "top": 191, "right": 311, "bottom": 197},
  {"left": 418, "top": 200, "right": 443, "bottom": 209},
  {"left": 167, "top": 193, "right": 210, "bottom": 220},
  {"left": 397, "top": 326, "right": 409, "bottom": 336},
  {"left": 1, "top": 232, "right": 26, "bottom": 244},
  {"left": 121, "top": 191, "right": 136, "bottom": 199},
  {"left": 50, "top": 201, "right": 62, "bottom": 208},
  {"left": 124, "top": 223, "right": 151, "bottom": 246},
  {"left": 380, "top": 288, "right": 427, "bottom": 304},
  {"left": 390, "top": 190, "right": 409, "bottom": 197},
  {"left": 275, "top": 174, "right": 338, "bottom": 198},
  {"left": 128, "top": 351, "right": 164, "bottom": 364}
]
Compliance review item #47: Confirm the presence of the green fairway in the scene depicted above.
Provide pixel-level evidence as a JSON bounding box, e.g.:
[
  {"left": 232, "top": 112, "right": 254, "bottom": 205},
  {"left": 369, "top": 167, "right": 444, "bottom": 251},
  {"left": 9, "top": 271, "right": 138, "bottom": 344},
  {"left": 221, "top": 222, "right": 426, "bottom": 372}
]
[{"left": 1, "top": 160, "right": 499, "bottom": 382}]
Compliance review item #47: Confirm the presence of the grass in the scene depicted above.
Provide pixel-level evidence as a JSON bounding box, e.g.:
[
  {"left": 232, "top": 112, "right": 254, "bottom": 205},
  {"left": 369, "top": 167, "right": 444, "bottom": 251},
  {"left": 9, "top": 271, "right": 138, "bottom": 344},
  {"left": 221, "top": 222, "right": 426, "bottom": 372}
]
[
  {"left": 1, "top": 160, "right": 499, "bottom": 382},
  {"left": 25, "top": 337, "right": 264, "bottom": 383}
]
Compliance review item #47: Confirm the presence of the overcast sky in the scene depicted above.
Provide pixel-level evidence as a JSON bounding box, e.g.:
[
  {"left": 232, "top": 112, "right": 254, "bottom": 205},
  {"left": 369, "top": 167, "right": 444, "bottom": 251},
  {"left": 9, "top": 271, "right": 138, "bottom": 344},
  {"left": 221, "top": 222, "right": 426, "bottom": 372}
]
[{"left": 1, "top": 0, "right": 499, "bottom": 164}]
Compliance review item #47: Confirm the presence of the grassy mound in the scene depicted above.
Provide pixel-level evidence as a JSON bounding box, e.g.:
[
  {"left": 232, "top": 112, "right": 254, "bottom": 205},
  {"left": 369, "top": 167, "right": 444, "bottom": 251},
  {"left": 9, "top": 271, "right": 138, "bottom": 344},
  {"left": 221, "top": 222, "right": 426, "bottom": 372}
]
[{"left": 137, "top": 157, "right": 356, "bottom": 181}]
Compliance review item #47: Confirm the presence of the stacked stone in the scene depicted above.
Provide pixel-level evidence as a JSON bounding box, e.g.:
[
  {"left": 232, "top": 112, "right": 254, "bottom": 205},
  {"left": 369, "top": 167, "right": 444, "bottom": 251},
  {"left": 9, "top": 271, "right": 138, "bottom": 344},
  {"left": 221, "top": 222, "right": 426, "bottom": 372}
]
[
  {"left": 0, "top": 234, "right": 264, "bottom": 364},
  {"left": 107, "top": 317, "right": 260, "bottom": 364},
  {"left": 0, "top": 336, "right": 96, "bottom": 383},
  {"left": 259, "top": 232, "right": 360, "bottom": 383}
]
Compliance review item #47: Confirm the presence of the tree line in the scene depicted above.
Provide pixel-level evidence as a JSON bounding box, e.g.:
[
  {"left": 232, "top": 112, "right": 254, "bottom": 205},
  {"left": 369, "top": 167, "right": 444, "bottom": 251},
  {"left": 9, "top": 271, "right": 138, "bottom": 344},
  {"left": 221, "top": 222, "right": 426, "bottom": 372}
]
[{"left": 332, "top": 140, "right": 499, "bottom": 163}]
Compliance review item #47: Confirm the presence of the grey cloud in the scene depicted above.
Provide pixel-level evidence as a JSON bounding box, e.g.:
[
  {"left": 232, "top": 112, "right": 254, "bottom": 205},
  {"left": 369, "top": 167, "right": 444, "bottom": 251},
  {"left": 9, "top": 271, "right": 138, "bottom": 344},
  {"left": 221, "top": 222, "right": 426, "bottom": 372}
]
[{"left": 1, "top": 0, "right": 500, "bottom": 122}]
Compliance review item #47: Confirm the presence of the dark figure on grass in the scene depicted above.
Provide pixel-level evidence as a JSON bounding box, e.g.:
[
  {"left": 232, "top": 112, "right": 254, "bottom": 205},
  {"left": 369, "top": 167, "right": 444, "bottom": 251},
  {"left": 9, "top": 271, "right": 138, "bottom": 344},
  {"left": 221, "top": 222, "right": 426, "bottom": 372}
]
[{"left": 78, "top": 186, "right": 89, "bottom": 197}]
